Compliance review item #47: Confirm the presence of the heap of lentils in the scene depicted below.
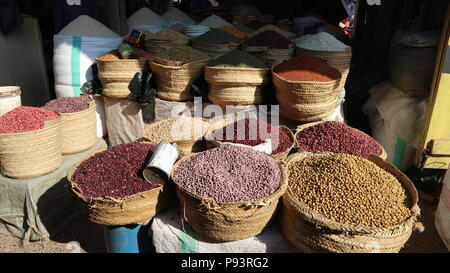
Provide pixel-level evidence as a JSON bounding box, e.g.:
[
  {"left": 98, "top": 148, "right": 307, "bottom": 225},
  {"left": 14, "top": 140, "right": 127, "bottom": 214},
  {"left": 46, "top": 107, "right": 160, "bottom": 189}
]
[
  {"left": 288, "top": 153, "right": 412, "bottom": 227},
  {"left": 194, "top": 28, "right": 240, "bottom": 44},
  {"left": 71, "top": 143, "right": 158, "bottom": 199},
  {"left": 212, "top": 118, "right": 293, "bottom": 155},
  {"left": 144, "top": 116, "right": 209, "bottom": 144},
  {"left": 0, "top": 106, "right": 59, "bottom": 134},
  {"left": 207, "top": 50, "right": 268, "bottom": 69},
  {"left": 43, "top": 97, "right": 91, "bottom": 113},
  {"left": 157, "top": 45, "right": 210, "bottom": 63},
  {"left": 296, "top": 121, "right": 383, "bottom": 159},
  {"left": 174, "top": 145, "right": 281, "bottom": 203},
  {"left": 273, "top": 54, "right": 341, "bottom": 82},
  {"left": 245, "top": 30, "right": 291, "bottom": 49}
]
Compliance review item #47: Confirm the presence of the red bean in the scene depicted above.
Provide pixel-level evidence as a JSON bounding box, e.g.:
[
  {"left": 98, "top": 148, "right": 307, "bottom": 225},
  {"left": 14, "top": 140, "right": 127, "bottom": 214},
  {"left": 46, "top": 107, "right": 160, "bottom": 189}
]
[
  {"left": 71, "top": 143, "right": 158, "bottom": 199},
  {"left": 0, "top": 106, "right": 59, "bottom": 134},
  {"left": 43, "top": 97, "right": 91, "bottom": 113},
  {"left": 296, "top": 121, "right": 383, "bottom": 158}
]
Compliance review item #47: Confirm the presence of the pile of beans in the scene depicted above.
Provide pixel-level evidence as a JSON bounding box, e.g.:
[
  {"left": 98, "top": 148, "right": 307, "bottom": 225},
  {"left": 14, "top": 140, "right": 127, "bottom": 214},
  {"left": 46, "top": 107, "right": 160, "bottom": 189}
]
[
  {"left": 207, "top": 50, "right": 268, "bottom": 69},
  {"left": 194, "top": 28, "right": 239, "bottom": 44},
  {"left": 0, "top": 106, "right": 59, "bottom": 134},
  {"left": 43, "top": 97, "right": 91, "bottom": 113},
  {"left": 211, "top": 118, "right": 293, "bottom": 155},
  {"left": 296, "top": 121, "right": 383, "bottom": 159},
  {"left": 71, "top": 143, "right": 158, "bottom": 199},
  {"left": 144, "top": 116, "right": 209, "bottom": 144},
  {"left": 157, "top": 45, "right": 210, "bottom": 63},
  {"left": 288, "top": 153, "right": 411, "bottom": 227},
  {"left": 273, "top": 54, "right": 341, "bottom": 82},
  {"left": 245, "top": 30, "right": 291, "bottom": 49},
  {"left": 173, "top": 145, "right": 281, "bottom": 203}
]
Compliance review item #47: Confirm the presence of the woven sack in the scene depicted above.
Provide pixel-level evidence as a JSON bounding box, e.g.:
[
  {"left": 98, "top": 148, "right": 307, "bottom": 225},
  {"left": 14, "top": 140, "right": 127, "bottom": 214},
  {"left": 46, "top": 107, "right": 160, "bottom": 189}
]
[
  {"left": 58, "top": 99, "right": 98, "bottom": 154},
  {"left": 142, "top": 117, "right": 210, "bottom": 156},
  {"left": 96, "top": 50, "right": 150, "bottom": 99},
  {"left": 172, "top": 154, "right": 288, "bottom": 242},
  {"left": 294, "top": 121, "right": 387, "bottom": 160},
  {"left": 67, "top": 147, "right": 175, "bottom": 226},
  {"left": 150, "top": 59, "right": 209, "bottom": 102},
  {"left": 205, "top": 66, "right": 270, "bottom": 86},
  {"left": 0, "top": 115, "right": 62, "bottom": 179},
  {"left": 279, "top": 152, "right": 421, "bottom": 253}
]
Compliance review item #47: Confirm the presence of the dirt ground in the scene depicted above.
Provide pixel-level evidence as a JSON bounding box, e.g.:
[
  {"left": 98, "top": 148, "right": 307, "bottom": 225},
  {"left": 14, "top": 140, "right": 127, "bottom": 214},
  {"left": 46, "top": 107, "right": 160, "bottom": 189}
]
[{"left": 0, "top": 200, "right": 447, "bottom": 253}]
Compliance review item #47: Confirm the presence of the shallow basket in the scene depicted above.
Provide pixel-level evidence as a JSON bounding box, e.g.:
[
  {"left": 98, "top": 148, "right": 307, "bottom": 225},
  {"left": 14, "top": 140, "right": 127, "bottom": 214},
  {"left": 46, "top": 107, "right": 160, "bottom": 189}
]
[
  {"left": 97, "top": 51, "right": 150, "bottom": 98},
  {"left": 279, "top": 152, "right": 421, "bottom": 253},
  {"left": 67, "top": 147, "right": 175, "bottom": 226},
  {"left": 0, "top": 115, "right": 62, "bottom": 179},
  {"left": 294, "top": 121, "right": 387, "bottom": 160},
  {"left": 59, "top": 99, "right": 98, "bottom": 154},
  {"left": 150, "top": 59, "right": 209, "bottom": 102},
  {"left": 172, "top": 153, "right": 288, "bottom": 242}
]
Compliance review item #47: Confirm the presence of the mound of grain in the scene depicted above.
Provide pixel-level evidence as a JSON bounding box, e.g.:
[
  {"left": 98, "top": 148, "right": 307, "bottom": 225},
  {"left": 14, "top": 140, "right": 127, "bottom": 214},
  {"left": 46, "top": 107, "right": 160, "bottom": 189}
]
[
  {"left": 58, "top": 15, "right": 121, "bottom": 37},
  {"left": 127, "top": 7, "right": 168, "bottom": 26},
  {"left": 199, "top": 15, "right": 232, "bottom": 28},
  {"left": 162, "top": 7, "right": 195, "bottom": 24}
]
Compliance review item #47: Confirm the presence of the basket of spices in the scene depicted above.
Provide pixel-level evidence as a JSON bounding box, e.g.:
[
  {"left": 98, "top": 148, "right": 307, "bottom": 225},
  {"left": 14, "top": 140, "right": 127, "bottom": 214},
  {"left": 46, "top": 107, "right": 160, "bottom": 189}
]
[
  {"left": 280, "top": 152, "right": 421, "bottom": 253},
  {"left": 142, "top": 116, "right": 210, "bottom": 156},
  {"left": 206, "top": 118, "right": 295, "bottom": 162},
  {"left": 43, "top": 97, "right": 98, "bottom": 154},
  {"left": 192, "top": 29, "right": 241, "bottom": 58},
  {"left": 272, "top": 54, "right": 342, "bottom": 121},
  {"left": 96, "top": 48, "right": 150, "bottom": 99},
  {"left": 0, "top": 106, "right": 62, "bottom": 179},
  {"left": 68, "top": 143, "right": 174, "bottom": 226},
  {"left": 295, "top": 121, "right": 387, "bottom": 160},
  {"left": 242, "top": 30, "right": 295, "bottom": 65},
  {"left": 150, "top": 45, "right": 211, "bottom": 102},
  {"left": 205, "top": 50, "right": 270, "bottom": 106},
  {"left": 172, "top": 145, "right": 287, "bottom": 242},
  {"left": 144, "top": 28, "right": 190, "bottom": 53}
]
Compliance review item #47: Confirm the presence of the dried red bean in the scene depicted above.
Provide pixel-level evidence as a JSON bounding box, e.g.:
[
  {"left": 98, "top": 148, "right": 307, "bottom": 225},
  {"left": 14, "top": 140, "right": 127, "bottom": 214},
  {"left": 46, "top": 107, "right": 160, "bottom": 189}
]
[
  {"left": 173, "top": 145, "right": 281, "bottom": 203},
  {"left": 71, "top": 143, "right": 158, "bottom": 199},
  {"left": 0, "top": 106, "right": 59, "bottom": 134},
  {"left": 43, "top": 97, "right": 91, "bottom": 113},
  {"left": 296, "top": 121, "right": 383, "bottom": 158},
  {"left": 212, "top": 118, "right": 293, "bottom": 154}
]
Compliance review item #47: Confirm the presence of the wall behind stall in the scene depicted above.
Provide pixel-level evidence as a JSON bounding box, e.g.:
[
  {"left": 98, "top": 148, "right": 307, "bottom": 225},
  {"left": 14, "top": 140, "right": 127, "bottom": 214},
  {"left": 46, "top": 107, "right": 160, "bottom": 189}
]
[{"left": 0, "top": 15, "right": 50, "bottom": 107}]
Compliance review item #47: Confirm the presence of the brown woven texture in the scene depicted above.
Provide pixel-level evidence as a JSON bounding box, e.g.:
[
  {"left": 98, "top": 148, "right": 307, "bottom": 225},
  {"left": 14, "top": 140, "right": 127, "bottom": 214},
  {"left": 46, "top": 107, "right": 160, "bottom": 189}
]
[
  {"left": 205, "top": 66, "right": 270, "bottom": 86},
  {"left": 97, "top": 53, "right": 149, "bottom": 98},
  {"left": 142, "top": 117, "right": 210, "bottom": 156},
  {"left": 294, "top": 121, "right": 387, "bottom": 160},
  {"left": 150, "top": 59, "right": 209, "bottom": 102},
  {"left": 67, "top": 148, "right": 175, "bottom": 226},
  {"left": 279, "top": 152, "right": 420, "bottom": 253},
  {"left": 0, "top": 115, "right": 62, "bottom": 179},
  {"left": 172, "top": 154, "right": 288, "bottom": 242},
  {"left": 208, "top": 84, "right": 263, "bottom": 106},
  {"left": 145, "top": 38, "right": 190, "bottom": 54},
  {"left": 60, "top": 100, "right": 98, "bottom": 154}
]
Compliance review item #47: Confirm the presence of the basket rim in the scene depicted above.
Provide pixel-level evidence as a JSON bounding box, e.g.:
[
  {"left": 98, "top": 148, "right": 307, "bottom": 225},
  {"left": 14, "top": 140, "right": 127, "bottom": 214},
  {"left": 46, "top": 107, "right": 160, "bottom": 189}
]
[
  {"left": 205, "top": 65, "right": 270, "bottom": 72},
  {"left": 47, "top": 99, "right": 96, "bottom": 117},
  {"left": 294, "top": 121, "right": 387, "bottom": 159},
  {"left": 271, "top": 61, "right": 342, "bottom": 85},
  {"left": 283, "top": 152, "right": 420, "bottom": 234}
]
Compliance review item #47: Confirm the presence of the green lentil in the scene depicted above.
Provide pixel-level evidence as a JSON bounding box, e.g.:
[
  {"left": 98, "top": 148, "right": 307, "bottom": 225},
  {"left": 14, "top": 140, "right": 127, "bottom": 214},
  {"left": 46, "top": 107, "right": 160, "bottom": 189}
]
[
  {"left": 194, "top": 28, "right": 240, "bottom": 44},
  {"left": 157, "top": 45, "right": 210, "bottom": 63},
  {"left": 207, "top": 50, "right": 268, "bottom": 68},
  {"left": 288, "top": 153, "right": 412, "bottom": 228}
]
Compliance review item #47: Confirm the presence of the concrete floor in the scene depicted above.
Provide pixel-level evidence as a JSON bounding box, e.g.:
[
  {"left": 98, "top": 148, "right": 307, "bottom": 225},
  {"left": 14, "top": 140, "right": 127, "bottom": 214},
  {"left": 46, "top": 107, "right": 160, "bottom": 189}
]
[{"left": 0, "top": 200, "right": 447, "bottom": 253}]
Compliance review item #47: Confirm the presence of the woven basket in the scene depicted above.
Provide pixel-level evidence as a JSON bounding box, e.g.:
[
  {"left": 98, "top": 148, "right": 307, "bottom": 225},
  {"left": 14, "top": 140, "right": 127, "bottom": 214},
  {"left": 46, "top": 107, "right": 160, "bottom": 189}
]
[
  {"left": 172, "top": 153, "right": 288, "bottom": 242},
  {"left": 205, "top": 66, "right": 270, "bottom": 86},
  {"left": 67, "top": 147, "right": 175, "bottom": 226},
  {"left": 145, "top": 38, "right": 190, "bottom": 54},
  {"left": 97, "top": 51, "right": 150, "bottom": 99},
  {"left": 0, "top": 115, "right": 62, "bottom": 179},
  {"left": 294, "top": 121, "right": 387, "bottom": 160},
  {"left": 59, "top": 100, "right": 98, "bottom": 154},
  {"left": 142, "top": 117, "right": 210, "bottom": 156},
  {"left": 208, "top": 84, "right": 264, "bottom": 106},
  {"left": 279, "top": 152, "right": 420, "bottom": 253},
  {"left": 192, "top": 39, "right": 240, "bottom": 58},
  {"left": 150, "top": 59, "right": 209, "bottom": 102}
]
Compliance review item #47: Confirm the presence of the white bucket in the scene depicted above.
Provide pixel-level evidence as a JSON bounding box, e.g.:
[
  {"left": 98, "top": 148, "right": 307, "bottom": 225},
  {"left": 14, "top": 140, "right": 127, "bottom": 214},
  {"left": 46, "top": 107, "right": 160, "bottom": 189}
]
[{"left": 0, "top": 86, "right": 22, "bottom": 116}]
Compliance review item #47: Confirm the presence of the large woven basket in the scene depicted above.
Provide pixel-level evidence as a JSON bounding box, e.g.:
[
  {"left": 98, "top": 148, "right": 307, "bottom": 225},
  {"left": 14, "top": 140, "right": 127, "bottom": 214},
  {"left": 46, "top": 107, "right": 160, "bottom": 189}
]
[
  {"left": 0, "top": 115, "right": 62, "bottom": 179},
  {"left": 192, "top": 39, "right": 240, "bottom": 58},
  {"left": 294, "top": 121, "right": 387, "bottom": 160},
  {"left": 172, "top": 153, "right": 288, "bottom": 242},
  {"left": 279, "top": 152, "right": 421, "bottom": 253},
  {"left": 97, "top": 50, "right": 150, "bottom": 98},
  {"left": 208, "top": 84, "right": 264, "bottom": 106},
  {"left": 205, "top": 66, "right": 270, "bottom": 86},
  {"left": 142, "top": 117, "right": 210, "bottom": 156},
  {"left": 150, "top": 59, "right": 209, "bottom": 102},
  {"left": 59, "top": 99, "right": 98, "bottom": 154},
  {"left": 67, "top": 147, "right": 175, "bottom": 226}
]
